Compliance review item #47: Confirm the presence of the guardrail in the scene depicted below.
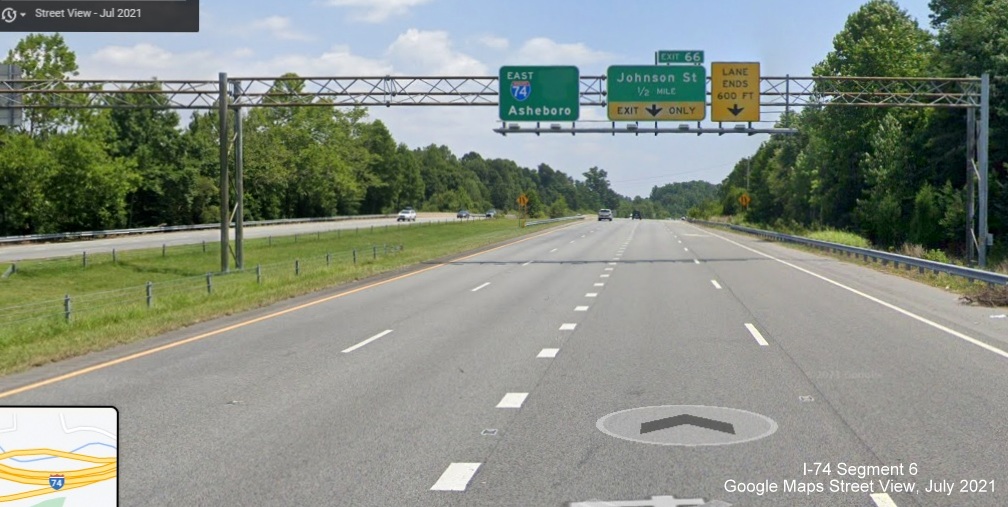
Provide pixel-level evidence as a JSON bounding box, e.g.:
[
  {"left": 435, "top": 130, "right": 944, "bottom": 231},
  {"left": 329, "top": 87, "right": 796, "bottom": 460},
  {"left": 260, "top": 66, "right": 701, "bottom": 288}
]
[
  {"left": 0, "top": 215, "right": 395, "bottom": 245},
  {"left": 525, "top": 215, "right": 585, "bottom": 226},
  {"left": 691, "top": 219, "right": 1008, "bottom": 286}
]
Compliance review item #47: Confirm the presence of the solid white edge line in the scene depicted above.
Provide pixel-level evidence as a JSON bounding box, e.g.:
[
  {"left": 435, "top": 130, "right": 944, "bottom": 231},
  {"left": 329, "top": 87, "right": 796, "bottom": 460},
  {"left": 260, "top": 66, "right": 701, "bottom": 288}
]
[
  {"left": 537, "top": 348, "right": 560, "bottom": 358},
  {"left": 560, "top": 323, "right": 577, "bottom": 331},
  {"left": 711, "top": 280, "right": 722, "bottom": 290},
  {"left": 496, "top": 392, "right": 529, "bottom": 408},
  {"left": 430, "top": 462, "right": 481, "bottom": 491},
  {"left": 870, "top": 493, "right": 899, "bottom": 507},
  {"left": 702, "top": 228, "right": 1008, "bottom": 361},
  {"left": 744, "top": 323, "right": 770, "bottom": 346},
  {"left": 575, "top": 306, "right": 589, "bottom": 312},
  {"left": 341, "top": 329, "right": 394, "bottom": 353},
  {"left": 471, "top": 282, "right": 491, "bottom": 292}
]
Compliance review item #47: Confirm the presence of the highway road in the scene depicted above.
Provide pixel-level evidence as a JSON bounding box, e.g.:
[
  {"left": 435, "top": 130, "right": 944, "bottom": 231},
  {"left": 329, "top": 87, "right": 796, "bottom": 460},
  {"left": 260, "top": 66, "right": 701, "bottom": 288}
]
[
  {"left": 0, "top": 213, "right": 476, "bottom": 262},
  {"left": 1, "top": 219, "right": 1006, "bottom": 506}
]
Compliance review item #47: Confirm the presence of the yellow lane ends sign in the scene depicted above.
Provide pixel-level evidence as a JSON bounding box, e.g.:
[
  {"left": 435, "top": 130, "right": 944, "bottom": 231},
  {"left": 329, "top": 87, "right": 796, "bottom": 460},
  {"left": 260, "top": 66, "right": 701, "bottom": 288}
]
[{"left": 712, "top": 62, "right": 760, "bottom": 123}]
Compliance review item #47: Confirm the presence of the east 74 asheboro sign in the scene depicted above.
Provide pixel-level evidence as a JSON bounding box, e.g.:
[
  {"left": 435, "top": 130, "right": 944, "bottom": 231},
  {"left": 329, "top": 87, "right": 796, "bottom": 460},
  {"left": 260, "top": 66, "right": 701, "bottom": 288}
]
[{"left": 499, "top": 66, "right": 580, "bottom": 122}]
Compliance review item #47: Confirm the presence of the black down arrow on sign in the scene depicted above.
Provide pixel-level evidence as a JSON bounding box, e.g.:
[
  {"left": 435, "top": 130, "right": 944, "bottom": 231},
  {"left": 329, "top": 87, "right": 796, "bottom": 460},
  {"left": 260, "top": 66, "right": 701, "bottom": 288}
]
[{"left": 645, "top": 104, "right": 663, "bottom": 117}]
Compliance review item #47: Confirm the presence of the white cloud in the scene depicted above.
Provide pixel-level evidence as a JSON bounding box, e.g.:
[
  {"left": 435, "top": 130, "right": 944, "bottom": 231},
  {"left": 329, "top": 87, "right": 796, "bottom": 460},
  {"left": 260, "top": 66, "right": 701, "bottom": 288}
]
[
  {"left": 512, "top": 37, "right": 613, "bottom": 66},
  {"left": 477, "top": 35, "right": 509, "bottom": 50},
  {"left": 89, "top": 44, "right": 214, "bottom": 75},
  {"left": 262, "top": 45, "right": 393, "bottom": 76},
  {"left": 83, "top": 43, "right": 390, "bottom": 80},
  {"left": 325, "top": 0, "right": 432, "bottom": 23},
  {"left": 249, "top": 16, "right": 312, "bottom": 41},
  {"left": 386, "top": 29, "right": 487, "bottom": 75}
]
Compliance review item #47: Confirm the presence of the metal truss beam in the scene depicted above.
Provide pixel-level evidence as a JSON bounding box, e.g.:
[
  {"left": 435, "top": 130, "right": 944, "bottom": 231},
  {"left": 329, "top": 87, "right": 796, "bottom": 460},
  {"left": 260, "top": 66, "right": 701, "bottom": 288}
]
[
  {"left": 0, "top": 75, "right": 980, "bottom": 110},
  {"left": 493, "top": 124, "right": 798, "bottom": 136}
]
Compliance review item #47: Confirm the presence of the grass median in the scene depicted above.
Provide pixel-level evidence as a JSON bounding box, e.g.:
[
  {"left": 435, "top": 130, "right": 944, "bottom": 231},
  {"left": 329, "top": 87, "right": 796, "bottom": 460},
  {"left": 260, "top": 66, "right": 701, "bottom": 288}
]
[{"left": 0, "top": 218, "right": 568, "bottom": 377}]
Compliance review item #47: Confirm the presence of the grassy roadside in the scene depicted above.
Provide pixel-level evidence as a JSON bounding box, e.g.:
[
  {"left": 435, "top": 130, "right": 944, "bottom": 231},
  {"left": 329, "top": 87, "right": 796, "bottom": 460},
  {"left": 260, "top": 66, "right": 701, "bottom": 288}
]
[
  {"left": 0, "top": 218, "right": 568, "bottom": 376},
  {"left": 703, "top": 221, "right": 1007, "bottom": 305}
]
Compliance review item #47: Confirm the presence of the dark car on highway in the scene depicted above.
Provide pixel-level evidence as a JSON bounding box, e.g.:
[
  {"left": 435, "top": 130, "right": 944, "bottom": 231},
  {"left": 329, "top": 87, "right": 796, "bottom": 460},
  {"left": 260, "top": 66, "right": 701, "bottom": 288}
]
[{"left": 457, "top": 209, "right": 470, "bottom": 219}]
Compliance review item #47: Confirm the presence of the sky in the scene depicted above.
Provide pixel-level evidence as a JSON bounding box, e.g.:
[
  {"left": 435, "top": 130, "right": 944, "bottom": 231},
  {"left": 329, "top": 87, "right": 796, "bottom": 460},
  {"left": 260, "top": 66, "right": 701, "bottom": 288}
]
[{"left": 0, "top": 0, "right": 937, "bottom": 198}]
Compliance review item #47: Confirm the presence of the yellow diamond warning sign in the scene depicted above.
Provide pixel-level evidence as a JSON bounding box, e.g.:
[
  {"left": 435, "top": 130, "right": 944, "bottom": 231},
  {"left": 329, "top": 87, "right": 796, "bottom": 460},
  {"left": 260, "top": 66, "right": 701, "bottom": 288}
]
[{"left": 711, "top": 62, "right": 760, "bottom": 123}]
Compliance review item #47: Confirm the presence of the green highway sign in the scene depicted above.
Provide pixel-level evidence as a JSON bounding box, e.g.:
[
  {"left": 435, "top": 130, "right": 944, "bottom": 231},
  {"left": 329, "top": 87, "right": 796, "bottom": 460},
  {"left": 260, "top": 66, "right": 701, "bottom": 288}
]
[
  {"left": 655, "top": 50, "right": 704, "bottom": 65},
  {"left": 606, "top": 65, "right": 707, "bottom": 121},
  {"left": 499, "top": 66, "right": 580, "bottom": 122}
]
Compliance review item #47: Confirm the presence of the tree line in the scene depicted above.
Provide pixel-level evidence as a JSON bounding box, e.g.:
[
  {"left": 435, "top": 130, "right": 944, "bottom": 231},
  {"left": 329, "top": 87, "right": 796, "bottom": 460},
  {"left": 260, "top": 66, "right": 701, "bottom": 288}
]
[{"left": 693, "top": 0, "right": 1007, "bottom": 263}]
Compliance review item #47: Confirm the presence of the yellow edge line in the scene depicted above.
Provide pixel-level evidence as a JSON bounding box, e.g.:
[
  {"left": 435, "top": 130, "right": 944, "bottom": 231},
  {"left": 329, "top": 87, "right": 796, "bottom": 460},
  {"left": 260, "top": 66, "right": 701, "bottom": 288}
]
[{"left": 0, "top": 224, "right": 574, "bottom": 399}]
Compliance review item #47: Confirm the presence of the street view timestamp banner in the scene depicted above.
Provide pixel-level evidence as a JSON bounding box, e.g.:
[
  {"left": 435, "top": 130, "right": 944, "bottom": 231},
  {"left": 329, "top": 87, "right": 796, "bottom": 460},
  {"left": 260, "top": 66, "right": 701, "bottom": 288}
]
[{"left": 0, "top": 0, "right": 198, "bottom": 32}]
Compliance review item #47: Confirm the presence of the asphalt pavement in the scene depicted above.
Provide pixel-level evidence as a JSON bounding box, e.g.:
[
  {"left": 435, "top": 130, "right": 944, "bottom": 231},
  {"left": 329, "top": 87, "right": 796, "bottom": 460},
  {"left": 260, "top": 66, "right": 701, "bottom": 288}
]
[
  {"left": 1, "top": 218, "right": 1006, "bottom": 506},
  {"left": 0, "top": 213, "right": 474, "bottom": 262}
]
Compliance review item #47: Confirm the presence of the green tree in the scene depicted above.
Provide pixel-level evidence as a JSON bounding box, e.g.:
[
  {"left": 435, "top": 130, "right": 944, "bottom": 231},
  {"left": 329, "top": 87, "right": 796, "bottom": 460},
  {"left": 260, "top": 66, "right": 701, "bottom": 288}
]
[
  {"left": 3, "top": 33, "right": 81, "bottom": 136},
  {"left": 811, "top": 0, "right": 934, "bottom": 228}
]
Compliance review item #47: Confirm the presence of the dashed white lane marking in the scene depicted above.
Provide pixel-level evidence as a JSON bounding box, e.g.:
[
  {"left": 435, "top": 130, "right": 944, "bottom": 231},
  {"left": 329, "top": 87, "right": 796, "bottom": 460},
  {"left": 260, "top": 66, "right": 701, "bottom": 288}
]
[
  {"left": 684, "top": 247, "right": 689, "bottom": 252},
  {"left": 550, "top": 248, "right": 558, "bottom": 253},
  {"left": 702, "top": 228, "right": 1008, "bottom": 361},
  {"left": 341, "top": 329, "right": 393, "bottom": 353},
  {"left": 570, "top": 240, "right": 576, "bottom": 244},
  {"left": 711, "top": 280, "right": 722, "bottom": 290},
  {"left": 586, "top": 293, "right": 598, "bottom": 298},
  {"left": 431, "top": 463, "right": 481, "bottom": 491},
  {"left": 560, "top": 323, "right": 577, "bottom": 331},
  {"left": 496, "top": 392, "right": 529, "bottom": 408},
  {"left": 870, "top": 493, "right": 899, "bottom": 507},
  {"left": 608, "top": 262, "right": 617, "bottom": 265},
  {"left": 575, "top": 306, "right": 589, "bottom": 312},
  {"left": 594, "top": 283, "right": 605, "bottom": 287},
  {"left": 537, "top": 348, "right": 560, "bottom": 358},
  {"left": 744, "top": 323, "right": 770, "bottom": 346},
  {"left": 604, "top": 267, "right": 614, "bottom": 271},
  {"left": 694, "top": 259, "right": 701, "bottom": 264},
  {"left": 678, "top": 240, "right": 682, "bottom": 244},
  {"left": 522, "top": 261, "right": 533, "bottom": 266},
  {"left": 581, "top": 235, "right": 586, "bottom": 238},
  {"left": 600, "top": 274, "right": 611, "bottom": 278},
  {"left": 471, "top": 282, "right": 491, "bottom": 292}
]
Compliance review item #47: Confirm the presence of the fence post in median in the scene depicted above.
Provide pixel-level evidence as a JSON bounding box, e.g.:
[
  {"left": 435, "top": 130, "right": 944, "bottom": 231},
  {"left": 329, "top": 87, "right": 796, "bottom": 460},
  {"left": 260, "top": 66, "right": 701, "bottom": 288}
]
[
  {"left": 353, "top": 249, "right": 357, "bottom": 265},
  {"left": 83, "top": 251, "right": 87, "bottom": 268},
  {"left": 256, "top": 264, "right": 262, "bottom": 284},
  {"left": 146, "top": 281, "right": 153, "bottom": 308},
  {"left": 384, "top": 243, "right": 387, "bottom": 255},
  {"left": 202, "top": 240, "right": 206, "bottom": 253},
  {"left": 269, "top": 236, "right": 272, "bottom": 246},
  {"left": 326, "top": 253, "right": 331, "bottom": 266},
  {"left": 162, "top": 243, "right": 166, "bottom": 257},
  {"left": 373, "top": 245, "right": 377, "bottom": 260},
  {"left": 338, "top": 229, "right": 341, "bottom": 239},
  {"left": 113, "top": 248, "right": 117, "bottom": 264},
  {"left": 206, "top": 273, "right": 213, "bottom": 294},
  {"left": 64, "top": 294, "right": 71, "bottom": 323},
  {"left": 295, "top": 259, "right": 300, "bottom": 276}
]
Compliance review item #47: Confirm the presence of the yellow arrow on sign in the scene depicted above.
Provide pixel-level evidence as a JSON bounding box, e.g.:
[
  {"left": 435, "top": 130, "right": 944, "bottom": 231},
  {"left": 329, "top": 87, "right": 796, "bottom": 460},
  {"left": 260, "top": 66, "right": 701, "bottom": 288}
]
[
  {"left": 712, "top": 62, "right": 760, "bottom": 123},
  {"left": 517, "top": 194, "right": 529, "bottom": 207},
  {"left": 739, "top": 193, "right": 751, "bottom": 208}
]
